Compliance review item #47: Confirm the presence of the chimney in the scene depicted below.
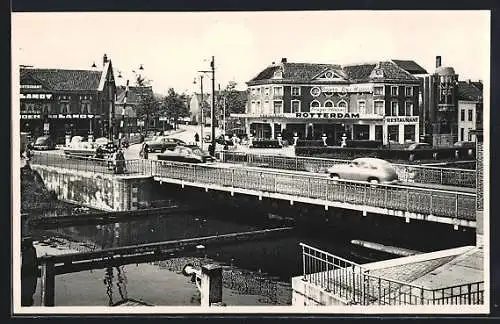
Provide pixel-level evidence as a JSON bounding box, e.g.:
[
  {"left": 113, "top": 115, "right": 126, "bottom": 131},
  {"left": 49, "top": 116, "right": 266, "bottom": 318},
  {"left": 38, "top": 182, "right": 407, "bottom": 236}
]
[
  {"left": 468, "top": 79, "right": 472, "bottom": 84},
  {"left": 271, "top": 61, "right": 275, "bottom": 65},
  {"left": 435, "top": 56, "right": 442, "bottom": 68},
  {"left": 281, "top": 58, "right": 287, "bottom": 63},
  {"left": 103, "top": 53, "right": 108, "bottom": 66}
]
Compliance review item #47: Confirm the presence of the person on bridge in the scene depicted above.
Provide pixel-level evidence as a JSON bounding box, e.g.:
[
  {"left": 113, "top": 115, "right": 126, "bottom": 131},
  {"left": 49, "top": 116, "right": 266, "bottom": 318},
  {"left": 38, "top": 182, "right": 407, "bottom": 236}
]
[
  {"left": 194, "top": 133, "right": 200, "bottom": 146},
  {"left": 140, "top": 142, "right": 149, "bottom": 160}
]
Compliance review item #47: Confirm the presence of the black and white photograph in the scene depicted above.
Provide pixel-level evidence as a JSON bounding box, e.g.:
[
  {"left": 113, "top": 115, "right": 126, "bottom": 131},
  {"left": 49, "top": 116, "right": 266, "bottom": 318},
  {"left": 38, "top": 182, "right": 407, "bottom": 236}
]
[{"left": 11, "top": 10, "right": 490, "bottom": 314}]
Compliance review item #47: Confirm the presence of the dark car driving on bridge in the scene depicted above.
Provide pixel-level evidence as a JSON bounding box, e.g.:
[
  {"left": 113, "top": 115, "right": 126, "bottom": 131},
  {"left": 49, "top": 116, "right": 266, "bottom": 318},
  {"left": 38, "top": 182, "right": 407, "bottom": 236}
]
[
  {"left": 146, "top": 136, "right": 186, "bottom": 153},
  {"left": 157, "top": 145, "right": 215, "bottom": 163}
]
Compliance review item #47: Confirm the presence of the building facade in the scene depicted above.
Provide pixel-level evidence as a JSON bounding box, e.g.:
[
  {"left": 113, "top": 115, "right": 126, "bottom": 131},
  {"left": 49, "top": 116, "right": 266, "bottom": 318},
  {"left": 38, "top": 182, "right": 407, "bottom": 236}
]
[
  {"left": 115, "top": 85, "right": 154, "bottom": 134},
  {"left": 20, "top": 54, "right": 116, "bottom": 143},
  {"left": 457, "top": 80, "right": 483, "bottom": 142},
  {"left": 235, "top": 58, "right": 421, "bottom": 146}
]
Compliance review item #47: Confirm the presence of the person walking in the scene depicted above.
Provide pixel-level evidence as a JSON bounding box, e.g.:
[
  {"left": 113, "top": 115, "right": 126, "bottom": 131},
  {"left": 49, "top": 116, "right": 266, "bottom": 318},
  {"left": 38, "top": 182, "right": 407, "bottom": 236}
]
[
  {"left": 142, "top": 143, "right": 149, "bottom": 160},
  {"left": 194, "top": 132, "right": 200, "bottom": 146}
]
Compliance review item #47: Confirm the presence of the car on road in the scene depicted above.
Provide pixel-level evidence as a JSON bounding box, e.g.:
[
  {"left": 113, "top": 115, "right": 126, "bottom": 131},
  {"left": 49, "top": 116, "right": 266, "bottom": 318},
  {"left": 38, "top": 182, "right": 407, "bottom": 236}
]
[
  {"left": 157, "top": 145, "right": 215, "bottom": 163},
  {"left": 406, "top": 142, "right": 432, "bottom": 150},
  {"left": 326, "top": 157, "right": 399, "bottom": 184},
  {"left": 32, "top": 135, "right": 56, "bottom": 150},
  {"left": 453, "top": 141, "right": 475, "bottom": 148},
  {"left": 145, "top": 136, "right": 186, "bottom": 152}
]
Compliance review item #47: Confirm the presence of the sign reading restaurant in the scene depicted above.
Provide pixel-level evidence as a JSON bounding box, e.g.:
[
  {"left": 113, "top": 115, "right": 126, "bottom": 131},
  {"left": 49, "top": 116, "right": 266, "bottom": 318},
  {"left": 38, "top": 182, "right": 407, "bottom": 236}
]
[{"left": 385, "top": 116, "right": 419, "bottom": 124}]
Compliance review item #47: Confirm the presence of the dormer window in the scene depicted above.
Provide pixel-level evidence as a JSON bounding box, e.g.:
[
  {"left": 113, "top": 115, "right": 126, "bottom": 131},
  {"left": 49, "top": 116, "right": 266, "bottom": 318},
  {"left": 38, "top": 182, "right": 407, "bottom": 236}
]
[
  {"left": 374, "top": 69, "right": 384, "bottom": 77},
  {"left": 273, "top": 70, "right": 283, "bottom": 79}
]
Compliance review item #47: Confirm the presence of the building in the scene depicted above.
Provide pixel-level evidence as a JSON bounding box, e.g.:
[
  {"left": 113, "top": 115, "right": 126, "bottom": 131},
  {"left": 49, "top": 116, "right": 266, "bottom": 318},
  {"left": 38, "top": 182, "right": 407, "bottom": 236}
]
[
  {"left": 20, "top": 54, "right": 116, "bottom": 143},
  {"left": 457, "top": 80, "right": 483, "bottom": 142},
  {"left": 235, "top": 58, "right": 421, "bottom": 146},
  {"left": 189, "top": 90, "right": 247, "bottom": 127},
  {"left": 115, "top": 85, "right": 154, "bottom": 134}
]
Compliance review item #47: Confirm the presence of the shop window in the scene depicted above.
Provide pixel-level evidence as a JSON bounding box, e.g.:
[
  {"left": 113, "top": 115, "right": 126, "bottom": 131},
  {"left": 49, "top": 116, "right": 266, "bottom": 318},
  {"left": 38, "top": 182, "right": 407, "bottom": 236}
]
[
  {"left": 291, "top": 87, "right": 301, "bottom": 96},
  {"left": 405, "top": 102, "right": 414, "bottom": 116},
  {"left": 353, "top": 124, "right": 369, "bottom": 140},
  {"left": 404, "top": 125, "right": 415, "bottom": 142},
  {"left": 358, "top": 101, "right": 366, "bottom": 114},
  {"left": 373, "top": 86, "right": 384, "bottom": 95},
  {"left": 405, "top": 86, "right": 413, "bottom": 96},
  {"left": 388, "top": 125, "right": 399, "bottom": 142},
  {"left": 375, "top": 125, "right": 383, "bottom": 141},
  {"left": 310, "top": 100, "right": 320, "bottom": 108},
  {"left": 324, "top": 100, "right": 334, "bottom": 108},
  {"left": 468, "top": 109, "right": 473, "bottom": 121},
  {"left": 21, "top": 103, "right": 27, "bottom": 113},
  {"left": 291, "top": 100, "right": 301, "bottom": 113},
  {"left": 391, "top": 86, "right": 399, "bottom": 96},
  {"left": 460, "top": 109, "right": 465, "bottom": 121},
  {"left": 374, "top": 101, "right": 384, "bottom": 115},
  {"left": 273, "top": 101, "right": 283, "bottom": 114},
  {"left": 390, "top": 102, "right": 398, "bottom": 116}
]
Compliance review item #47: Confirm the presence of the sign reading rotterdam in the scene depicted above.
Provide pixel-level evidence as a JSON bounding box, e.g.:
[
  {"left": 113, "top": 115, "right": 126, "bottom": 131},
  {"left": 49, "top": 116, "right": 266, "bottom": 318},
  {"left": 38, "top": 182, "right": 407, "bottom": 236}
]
[{"left": 295, "top": 112, "right": 360, "bottom": 118}]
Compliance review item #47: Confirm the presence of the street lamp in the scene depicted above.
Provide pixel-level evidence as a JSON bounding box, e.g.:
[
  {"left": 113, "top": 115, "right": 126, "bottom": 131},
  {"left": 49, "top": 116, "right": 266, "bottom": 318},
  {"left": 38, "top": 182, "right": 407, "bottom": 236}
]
[
  {"left": 198, "top": 56, "right": 216, "bottom": 156},
  {"left": 193, "top": 76, "right": 205, "bottom": 150}
]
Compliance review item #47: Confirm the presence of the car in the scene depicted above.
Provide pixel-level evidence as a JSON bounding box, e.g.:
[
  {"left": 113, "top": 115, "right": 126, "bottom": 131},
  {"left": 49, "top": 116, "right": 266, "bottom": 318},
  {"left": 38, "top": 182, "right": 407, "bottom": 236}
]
[
  {"left": 145, "top": 136, "right": 185, "bottom": 152},
  {"left": 453, "top": 141, "right": 475, "bottom": 148},
  {"left": 406, "top": 142, "right": 432, "bottom": 150},
  {"left": 32, "top": 135, "right": 56, "bottom": 150},
  {"left": 326, "top": 157, "right": 399, "bottom": 184},
  {"left": 157, "top": 145, "right": 216, "bottom": 163}
]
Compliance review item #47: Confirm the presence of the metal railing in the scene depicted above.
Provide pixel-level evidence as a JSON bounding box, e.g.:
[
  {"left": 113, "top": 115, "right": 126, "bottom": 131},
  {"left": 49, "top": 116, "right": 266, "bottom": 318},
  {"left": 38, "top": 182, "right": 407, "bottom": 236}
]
[
  {"left": 300, "top": 243, "right": 484, "bottom": 305},
  {"left": 29, "top": 152, "right": 477, "bottom": 222},
  {"left": 152, "top": 160, "right": 476, "bottom": 221},
  {"left": 217, "top": 151, "right": 477, "bottom": 188}
]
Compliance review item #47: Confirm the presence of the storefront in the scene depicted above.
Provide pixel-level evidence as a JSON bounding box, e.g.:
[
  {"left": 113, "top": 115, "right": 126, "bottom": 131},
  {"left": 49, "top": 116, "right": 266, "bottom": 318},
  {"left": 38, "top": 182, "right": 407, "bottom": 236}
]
[{"left": 383, "top": 116, "right": 420, "bottom": 145}]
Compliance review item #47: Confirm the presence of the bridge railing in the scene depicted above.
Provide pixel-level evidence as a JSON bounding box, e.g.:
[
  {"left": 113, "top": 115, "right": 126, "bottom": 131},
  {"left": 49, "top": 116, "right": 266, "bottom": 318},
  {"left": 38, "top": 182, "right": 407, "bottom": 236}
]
[
  {"left": 152, "top": 160, "right": 476, "bottom": 221},
  {"left": 217, "top": 151, "right": 476, "bottom": 188},
  {"left": 300, "top": 243, "right": 484, "bottom": 305}
]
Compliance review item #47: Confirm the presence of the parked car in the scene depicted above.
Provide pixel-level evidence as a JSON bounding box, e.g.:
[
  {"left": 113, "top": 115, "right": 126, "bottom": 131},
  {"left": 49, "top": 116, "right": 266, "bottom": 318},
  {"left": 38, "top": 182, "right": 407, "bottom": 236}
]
[
  {"left": 326, "top": 157, "right": 399, "bottom": 184},
  {"left": 145, "top": 136, "right": 185, "bottom": 152},
  {"left": 32, "top": 135, "right": 56, "bottom": 150},
  {"left": 406, "top": 143, "right": 432, "bottom": 150},
  {"left": 453, "top": 141, "right": 476, "bottom": 148},
  {"left": 157, "top": 145, "right": 215, "bottom": 163}
]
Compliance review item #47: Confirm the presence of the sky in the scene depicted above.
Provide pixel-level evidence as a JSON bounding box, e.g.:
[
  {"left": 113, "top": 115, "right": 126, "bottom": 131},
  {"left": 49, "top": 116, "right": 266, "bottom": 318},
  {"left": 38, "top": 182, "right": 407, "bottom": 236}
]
[{"left": 12, "top": 11, "right": 490, "bottom": 95}]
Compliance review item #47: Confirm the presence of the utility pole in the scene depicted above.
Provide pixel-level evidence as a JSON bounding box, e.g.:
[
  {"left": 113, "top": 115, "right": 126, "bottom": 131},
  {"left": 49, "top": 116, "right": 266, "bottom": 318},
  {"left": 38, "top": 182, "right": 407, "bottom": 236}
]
[
  {"left": 200, "top": 75, "right": 204, "bottom": 150},
  {"left": 210, "top": 56, "right": 216, "bottom": 156}
]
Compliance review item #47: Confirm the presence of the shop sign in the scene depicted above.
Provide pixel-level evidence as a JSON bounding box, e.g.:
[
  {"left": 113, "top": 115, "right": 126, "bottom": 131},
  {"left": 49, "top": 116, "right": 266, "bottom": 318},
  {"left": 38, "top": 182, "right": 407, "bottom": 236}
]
[
  {"left": 21, "top": 84, "right": 42, "bottom": 89},
  {"left": 321, "top": 84, "right": 373, "bottom": 93},
  {"left": 20, "top": 114, "right": 41, "bottom": 119},
  {"left": 385, "top": 116, "right": 419, "bottom": 124},
  {"left": 20, "top": 93, "right": 53, "bottom": 99},
  {"left": 294, "top": 112, "right": 360, "bottom": 119},
  {"left": 310, "top": 107, "right": 347, "bottom": 114},
  {"left": 47, "top": 114, "right": 95, "bottom": 119},
  {"left": 159, "top": 117, "right": 169, "bottom": 121}
]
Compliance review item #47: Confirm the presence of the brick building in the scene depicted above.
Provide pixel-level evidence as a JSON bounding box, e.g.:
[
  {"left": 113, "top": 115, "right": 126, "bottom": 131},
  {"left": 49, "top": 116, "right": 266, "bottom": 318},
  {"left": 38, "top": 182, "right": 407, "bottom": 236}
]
[
  {"left": 19, "top": 54, "right": 116, "bottom": 143},
  {"left": 236, "top": 58, "right": 422, "bottom": 146},
  {"left": 115, "top": 85, "right": 154, "bottom": 134},
  {"left": 457, "top": 80, "right": 483, "bottom": 142}
]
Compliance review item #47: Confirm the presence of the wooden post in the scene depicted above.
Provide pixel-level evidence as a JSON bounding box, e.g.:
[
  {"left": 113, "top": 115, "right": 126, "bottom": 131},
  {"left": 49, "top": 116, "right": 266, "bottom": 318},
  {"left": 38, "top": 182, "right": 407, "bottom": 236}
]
[
  {"left": 200, "top": 264, "right": 222, "bottom": 306},
  {"left": 40, "top": 257, "right": 55, "bottom": 306}
]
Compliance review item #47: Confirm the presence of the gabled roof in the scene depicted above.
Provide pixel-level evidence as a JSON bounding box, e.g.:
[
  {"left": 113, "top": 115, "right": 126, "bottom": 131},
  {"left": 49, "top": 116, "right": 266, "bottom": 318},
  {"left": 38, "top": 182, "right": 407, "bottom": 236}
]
[
  {"left": 116, "top": 85, "right": 154, "bottom": 105},
  {"left": 342, "top": 63, "right": 377, "bottom": 82},
  {"left": 457, "top": 81, "right": 483, "bottom": 101},
  {"left": 249, "top": 62, "right": 342, "bottom": 83},
  {"left": 20, "top": 67, "right": 103, "bottom": 91},
  {"left": 391, "top": 60, "right": 428, "bottom": 74}
]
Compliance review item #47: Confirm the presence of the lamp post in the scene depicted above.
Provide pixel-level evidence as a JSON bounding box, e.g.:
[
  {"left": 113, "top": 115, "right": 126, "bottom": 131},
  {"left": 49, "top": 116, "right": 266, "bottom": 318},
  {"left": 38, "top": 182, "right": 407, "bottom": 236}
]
[
  {"left": 198, "top": 56, "right": 216, "bottom": 156},
  {"left": 193, "top": 75, "right": 205, "bottom": 150}
]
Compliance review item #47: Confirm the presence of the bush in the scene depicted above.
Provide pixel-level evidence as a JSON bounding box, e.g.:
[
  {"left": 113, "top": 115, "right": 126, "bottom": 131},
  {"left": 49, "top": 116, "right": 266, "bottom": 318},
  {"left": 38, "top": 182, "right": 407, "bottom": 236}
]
[
  {"left": 345, "top": 140, "right": 383, "bottom": 148},
  {"left": 251, "top": 139, "right": 282, "bottom": 148},
  {"left": 296, "top": 140, "right": 324, "bottom": 147}
]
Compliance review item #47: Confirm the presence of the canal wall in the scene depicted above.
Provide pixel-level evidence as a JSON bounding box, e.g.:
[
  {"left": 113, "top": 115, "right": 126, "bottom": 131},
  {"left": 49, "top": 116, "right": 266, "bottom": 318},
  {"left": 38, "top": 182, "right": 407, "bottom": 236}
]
[{"left": 30, "top": 165, "right": 156, "bottom": 211}]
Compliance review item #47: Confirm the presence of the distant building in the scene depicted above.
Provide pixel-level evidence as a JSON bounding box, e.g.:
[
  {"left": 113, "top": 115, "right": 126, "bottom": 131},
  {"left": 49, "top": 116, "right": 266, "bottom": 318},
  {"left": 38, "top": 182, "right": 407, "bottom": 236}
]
[
  {"left": 236, "top": 58, "right": 422, "bottom": 145},
  {"left": 19, "top": 54, "right": 116, "bottom": 142},
  {"left": 115, "top": 85, "right": 154, "bottom": 133},
  {"left": 457, "top": 80, "right": 483, "bottom": 142},
  {"left": 189, "top": 90, "right": 247, "bottom": 127}
]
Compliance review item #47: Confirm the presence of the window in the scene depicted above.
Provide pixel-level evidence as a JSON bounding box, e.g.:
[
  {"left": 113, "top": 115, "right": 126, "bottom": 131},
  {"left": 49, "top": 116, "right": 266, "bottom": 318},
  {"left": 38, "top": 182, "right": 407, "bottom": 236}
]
[
  {"left": 388, "top": 125, "right": 399, "bottom": 142},
  {"left": 81, "top": 103, "right": 89, "bottom": 114},
  {"left": 353, "top": 125, "right": 369, "bottom": 140},
  {"left": 264, "top": 101, "right": 270, "bottom": 114},
  {"left": 251, "top": 101, "right": 256, "bottom": 114},
  {"left": 358, "top": 101, "right": 366, "bottom": 114},
  {"left": 251, "top": 88, "right": 256, "bottom": 96},
  {"left": 405, "top": 86, "right": 413, "bottom": 96},
  {"left": 273, "top": 71, "right": 283, "bottom": 79},
  {"left": 291, "top": 100, "right": 301, "bottom": 113},
  {"left": 256, "top": 101, "right": 261, "bottom": 114},
  {"left": 324, "top": 89, "right": 334, "bottom": 97},
  {"left": 405, "top": 102, "right": 414, "bottom": 116},
  {"left": 391, "top": 86, "right": 399, "bottom": 96},
  {"left": 324, "top": 100, "right": 334, "bottom": 108},
  {"left": 310, "top": 100, "right": 320, "bottom": 108},
  {"left": 391, "top": 102, "right": 398, "bottom": 116},
  {"left": 310, "top": 87, "right": 321, "bottom": 97},
  {"left": 460, "top": 109, "right": 465, "bottom": 121},
  {"left": 291, "top": 87, "right": 301, "bottom": 96},
  {"left": 21, "top": 103, "right": 27, "bottom": 113},
  {"left": 373, "top": 86, "right": 384, "bottom": 95},
  {"left": 273, "top": 101, "right": 283, "bottom": 114},
  {"left": 338, "top": 101, "right": 347, "bottom": 109},
  {"left": 404, "top": 125, "right": 415, "bottom": 142},
  {"left": 42, "top": 104, "right": 51, "bottom": 114},
  {"left": 273, "top": 87, "right": 283, "bottom": 97},
  {"left": 460, "top": 128, "right": 464, "bottom": 141},
  {"left": 264, "top": 87, "right": 269, "bottom": 96},
  {"left": 468, "top": 109, "right": 473, "bottom": 121},
  {"left": 374, "top": 101, "right": 384, "bottom": 115}
]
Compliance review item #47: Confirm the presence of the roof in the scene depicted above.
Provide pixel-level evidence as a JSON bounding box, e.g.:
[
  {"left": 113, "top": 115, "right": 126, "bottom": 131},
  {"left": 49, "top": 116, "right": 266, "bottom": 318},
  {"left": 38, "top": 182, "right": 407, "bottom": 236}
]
[
  {"left": 248, "top": 60, "right": 421, "bottom": 85},
  {"left": 116, "top": 86, "right": 154, "bottom": 105},
  {"left": 457, "top": 81, "right": 483, "bottom": 101},
  {"left": 391, "top": 60, "right": 428, "bottom": 74},
  {"left": 20, "top": 67, "right": 102, "bottom": 91}
]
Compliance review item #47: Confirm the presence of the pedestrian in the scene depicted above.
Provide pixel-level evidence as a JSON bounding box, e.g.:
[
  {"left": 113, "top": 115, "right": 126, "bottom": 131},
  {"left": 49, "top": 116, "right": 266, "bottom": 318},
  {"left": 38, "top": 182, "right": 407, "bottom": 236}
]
[
  {"left": 143, "top": 143, "right": 149, "bottom": 160},
  {"left": 21, "top": 237, "right": 38, "bottom": 306},
  {"left": 194, "top": 133, "right": 200, "bottom": 146}
]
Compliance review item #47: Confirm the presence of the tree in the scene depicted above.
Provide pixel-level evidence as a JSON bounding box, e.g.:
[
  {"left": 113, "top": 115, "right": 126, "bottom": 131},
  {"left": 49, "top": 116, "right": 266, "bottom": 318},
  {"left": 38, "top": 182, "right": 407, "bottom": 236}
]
[
  {"left": 220, "top": 81, "right": 247, "bottom": 115},
  {"left": 135, "top": 89, "right": 160, "bottom": 135},
  {"left": 162, "top": 88, "right": 189, "bottom": 129}
]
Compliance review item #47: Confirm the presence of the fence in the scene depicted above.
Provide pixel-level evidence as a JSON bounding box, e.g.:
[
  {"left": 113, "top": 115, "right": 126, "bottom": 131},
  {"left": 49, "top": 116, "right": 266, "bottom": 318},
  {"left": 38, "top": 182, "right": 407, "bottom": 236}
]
[
  {"left": 217, "top": 151, "right": 476, "bottom": 188},
  {"left": 300, "top": 243, "right": 484, "bottom": 305}
]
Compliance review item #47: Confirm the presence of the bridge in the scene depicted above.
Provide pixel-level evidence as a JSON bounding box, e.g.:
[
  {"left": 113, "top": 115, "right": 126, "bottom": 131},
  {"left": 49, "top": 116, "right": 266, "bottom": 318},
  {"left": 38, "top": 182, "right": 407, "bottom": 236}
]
[{"left": 28, "top": 152, "right": 478, "bottom": 228}]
